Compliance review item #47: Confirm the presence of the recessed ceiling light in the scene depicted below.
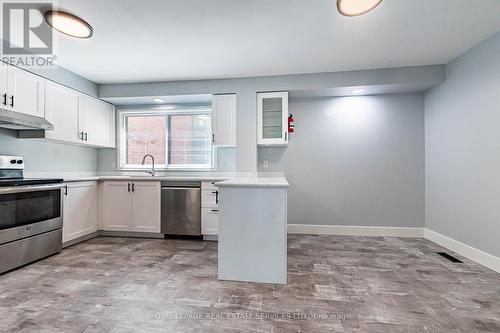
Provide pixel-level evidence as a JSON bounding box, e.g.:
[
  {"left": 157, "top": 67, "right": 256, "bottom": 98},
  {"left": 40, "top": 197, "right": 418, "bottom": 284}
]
[
  {"left": 45, "top": 10, "right": 93, "bottom": 39},
  {"left": 153, "top": 98, "right": 165, "bottom": 103},
  {"left": 337, "top": 0, "right": 383, "bottom": 17},
  {"left": 351, "top": 88, "right": 365, "bottom": 94}
]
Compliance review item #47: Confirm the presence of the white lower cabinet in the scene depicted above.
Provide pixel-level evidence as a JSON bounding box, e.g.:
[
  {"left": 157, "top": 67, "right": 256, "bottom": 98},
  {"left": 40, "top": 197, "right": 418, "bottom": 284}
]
[
  {"left": 62, "top": 181, "right": 98, "bottom": 243},
  {"left": 100, "top": 181, "right": 132, "bottom": 231},
  {"left": 201, "top": 208, "right": 219, "bottom": 236},
  {"left": 131, "top": 182, "right": 161, "bottom": 233},
  {"left": 100, "top": 181, "right": 160, "bottom": 233},
  {"left": 201, "top": 181, "right": 219, "bottom": 236}
]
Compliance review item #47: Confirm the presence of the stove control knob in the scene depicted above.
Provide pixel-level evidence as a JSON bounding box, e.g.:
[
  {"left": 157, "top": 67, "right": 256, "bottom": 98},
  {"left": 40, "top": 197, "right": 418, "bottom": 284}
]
[
  {"left": 17, "top": 160, "right": 23, "bottom": 164},
  {"left": 10, "top": 159, "right": 16, "bottom": 164}
]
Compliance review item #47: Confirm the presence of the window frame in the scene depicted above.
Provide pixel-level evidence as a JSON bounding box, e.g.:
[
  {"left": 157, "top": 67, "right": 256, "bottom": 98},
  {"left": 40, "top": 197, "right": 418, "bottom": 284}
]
[{"left": 117, "top": 106, "right": 216, "bottom": 171}]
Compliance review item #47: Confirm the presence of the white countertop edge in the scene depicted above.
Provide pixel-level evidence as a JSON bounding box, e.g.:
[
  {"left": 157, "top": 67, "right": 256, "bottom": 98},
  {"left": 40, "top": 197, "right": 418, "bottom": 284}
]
[
  {"left": 63, "top": 177, "right": 101, "bottom": 182},
  {"left": 216, "top": 177, "right": 289, "bottom": 188}
]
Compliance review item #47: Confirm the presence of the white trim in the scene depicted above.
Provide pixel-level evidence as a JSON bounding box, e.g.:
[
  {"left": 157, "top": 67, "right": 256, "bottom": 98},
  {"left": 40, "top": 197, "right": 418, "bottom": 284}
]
[
  {"left": 287, "top": 224, "right": 424, "bottom": 238},
  {"left": 116, "top": 107, "right": 215, "bottom": 171},
  {"left": 424, "top": 229, "right": 500, "bottom": 273}
]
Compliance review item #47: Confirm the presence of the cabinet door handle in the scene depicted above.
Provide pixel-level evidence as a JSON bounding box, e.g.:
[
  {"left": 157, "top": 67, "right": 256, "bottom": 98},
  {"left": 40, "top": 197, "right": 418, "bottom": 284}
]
[
  {"left": 212, "top": 133, "right": 215, "bottom": 143},
  {"left": 64, "top": 185, "right": 68, "bottom": 196},
  {"left": 128, "top": 183, "right": 131, "bottom": 192},
  {"left": 285, "top": 131, "right": 288, "bottom": 141},
  {"left": 2, "top": 93, "right": 6, "bottom": 106},
  {"left": 79, "top": 132, "right": 84, "bottom": 140},
  {"left": 132, "top": 183, "right": 135, "bottom": 192},
  {"left": 9, "top": 95, "right": 14, "bottom": 108},
  {"left": 84, "top": 132, "right": 88, "bottom": 141},
  {"left": 215, "top": 190, "right": 219, "bottom": 204}
]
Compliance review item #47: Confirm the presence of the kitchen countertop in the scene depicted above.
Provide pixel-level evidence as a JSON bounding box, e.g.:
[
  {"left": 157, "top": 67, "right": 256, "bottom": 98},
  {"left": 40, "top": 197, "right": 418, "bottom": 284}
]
[
  {"left": 216, "top": 175, "right": 289, "bottom": 188},
  {"left": 25, "top": 172, "right": 289, "bottom": 186},
  {"left": 96, "top": 175, "right": 231, "bottom": 182}
]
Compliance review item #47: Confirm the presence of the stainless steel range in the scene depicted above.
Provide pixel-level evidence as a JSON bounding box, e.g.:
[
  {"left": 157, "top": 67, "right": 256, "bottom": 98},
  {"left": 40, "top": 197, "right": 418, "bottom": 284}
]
[{"left": 0, "top": 155, "right": 64, "bottom": 274}]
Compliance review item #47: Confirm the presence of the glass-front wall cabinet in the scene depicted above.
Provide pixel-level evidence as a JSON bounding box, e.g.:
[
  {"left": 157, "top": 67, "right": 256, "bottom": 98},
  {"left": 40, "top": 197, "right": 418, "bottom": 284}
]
[{"left": 257, "top": 91, "right": 288, "bottom": 145}]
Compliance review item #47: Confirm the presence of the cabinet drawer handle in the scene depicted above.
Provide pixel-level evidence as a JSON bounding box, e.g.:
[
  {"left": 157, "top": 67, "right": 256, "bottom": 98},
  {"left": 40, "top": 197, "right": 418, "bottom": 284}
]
[
  {"left": 211, "top": 209, "right": 219, "bottom": 212},
  {"left": 2, "top": 93, "right": 6, "bottom": 106}
]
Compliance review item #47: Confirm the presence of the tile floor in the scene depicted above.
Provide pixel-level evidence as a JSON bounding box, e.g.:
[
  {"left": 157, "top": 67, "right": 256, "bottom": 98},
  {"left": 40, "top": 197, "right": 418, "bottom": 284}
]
[{"left": 1, "top": 235, "right": 499, "bottom": 332}]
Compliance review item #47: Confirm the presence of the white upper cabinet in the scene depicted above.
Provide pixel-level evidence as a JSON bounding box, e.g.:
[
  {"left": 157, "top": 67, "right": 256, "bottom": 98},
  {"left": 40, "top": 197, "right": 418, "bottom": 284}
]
[
  {"left": 212, "top": 94, "right": 236, "bottom": 147},
  {"left": 45, "top": 81, "right": 82, "bottom": 144},
  {"left": 257, "top": 91, "right": 288, "bottom": 146},
  {"left": 5, "top": 64, "right": 45, "bottom": 118},
  {"left": 45, "top": 80, "right": 115, "bottom": 148},
  {"left": 81, "top": 96, "right": 115, "bottom": 148},
  {"left": 1, "top": 62, "right": 115, "bottom": 148},
  {"left": 0, "top": 64, "right": 7, "bottom": 105}
]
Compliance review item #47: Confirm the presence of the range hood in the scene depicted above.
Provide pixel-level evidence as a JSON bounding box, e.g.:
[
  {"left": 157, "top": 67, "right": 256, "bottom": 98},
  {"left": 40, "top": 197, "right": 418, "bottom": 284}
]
[{"left": 0, "top": 108, "right": 53, "bottom": 131}]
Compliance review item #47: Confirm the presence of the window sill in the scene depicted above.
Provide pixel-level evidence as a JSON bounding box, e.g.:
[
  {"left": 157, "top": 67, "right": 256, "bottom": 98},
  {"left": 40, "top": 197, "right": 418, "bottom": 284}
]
[{"left": 117, "top": 167, "right": 216, "bottom": 172}]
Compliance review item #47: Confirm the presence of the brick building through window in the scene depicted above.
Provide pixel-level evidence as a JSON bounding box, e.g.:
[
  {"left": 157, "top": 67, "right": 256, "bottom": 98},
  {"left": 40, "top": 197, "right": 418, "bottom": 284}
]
[{"left": 123, "top": 112, "right": 212, "bottom": 168}]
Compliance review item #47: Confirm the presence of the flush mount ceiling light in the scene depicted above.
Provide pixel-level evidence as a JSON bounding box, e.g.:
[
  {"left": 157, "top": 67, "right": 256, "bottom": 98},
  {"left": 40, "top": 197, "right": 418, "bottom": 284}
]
[
  {"left": 337, "top": 0, "right": 383, "bottom": 17},
  {"left": 153, "top": 98, "right": 165, "bottom": 103},
  {"left": 45, "top": 10, "right": 93, "bottom": 38},
  {"left": 351, "top": 88, "right": 365, "bottom": 94}
]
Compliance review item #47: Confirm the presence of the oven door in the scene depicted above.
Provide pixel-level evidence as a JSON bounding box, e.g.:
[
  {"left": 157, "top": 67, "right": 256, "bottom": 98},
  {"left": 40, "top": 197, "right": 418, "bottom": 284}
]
[{"left": 0, "top": 184, "right": 64, "bottom": 245}]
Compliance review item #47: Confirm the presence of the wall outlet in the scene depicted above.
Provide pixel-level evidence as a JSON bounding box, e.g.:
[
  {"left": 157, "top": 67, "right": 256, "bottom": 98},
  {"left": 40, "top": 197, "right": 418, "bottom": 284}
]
[{"left": 263, "top": 160, "right": 269, "bottom": 168}]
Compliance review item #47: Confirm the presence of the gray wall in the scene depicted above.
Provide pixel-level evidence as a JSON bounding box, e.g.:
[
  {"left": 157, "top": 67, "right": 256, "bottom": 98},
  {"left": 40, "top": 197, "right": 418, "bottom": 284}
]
[
  {"left": 259, "top": 94, "right": 425, "bottom": 227},
  {"left": 425, "top": 31, "right": 500, "bottom": 257},
  {"left": 29, "top": 65, "right": 98, "bottom": 97},
  {"left": 99, "top": 65, "right": 444, "bottom": 172},
  {"left": 0, "top": 129, "right": 97, "bottom": 172}
]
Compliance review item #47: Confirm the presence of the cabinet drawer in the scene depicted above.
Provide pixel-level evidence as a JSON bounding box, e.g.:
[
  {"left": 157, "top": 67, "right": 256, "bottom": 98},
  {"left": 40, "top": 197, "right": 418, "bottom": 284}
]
[
  {"left": 201, "top": 181, "right": 219, "bottom": 191},
  {"left": 202, "top": 189, "right": 219, "bottom": 208},
  {"left": 201, "top": 208, "right": 219, "bottom": 235}
]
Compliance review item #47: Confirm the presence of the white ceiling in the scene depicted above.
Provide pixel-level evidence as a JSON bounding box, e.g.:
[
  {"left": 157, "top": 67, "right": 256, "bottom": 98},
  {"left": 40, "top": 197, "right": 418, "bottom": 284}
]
[{"left": 50, "top": 0, "right": 500, "bottom": 84}]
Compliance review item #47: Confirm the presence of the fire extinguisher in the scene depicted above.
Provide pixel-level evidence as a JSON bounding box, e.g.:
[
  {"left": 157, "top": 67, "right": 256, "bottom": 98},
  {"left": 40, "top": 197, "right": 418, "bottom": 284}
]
[{"left": 288, "top": 114, "right": 295, "bottom": 133}]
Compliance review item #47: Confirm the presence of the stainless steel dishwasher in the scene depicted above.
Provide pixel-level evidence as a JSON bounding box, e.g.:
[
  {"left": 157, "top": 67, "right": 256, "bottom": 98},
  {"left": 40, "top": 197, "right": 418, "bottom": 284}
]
[{"left": 161, "top": 182, "right": 201, "bottom": 236}]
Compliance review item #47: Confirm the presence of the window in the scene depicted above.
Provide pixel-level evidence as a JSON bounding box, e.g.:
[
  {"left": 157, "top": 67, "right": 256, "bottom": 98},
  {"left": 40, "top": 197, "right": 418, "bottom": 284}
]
[{"left": 119, "top": 108, "right": 213, "bottom": 169}]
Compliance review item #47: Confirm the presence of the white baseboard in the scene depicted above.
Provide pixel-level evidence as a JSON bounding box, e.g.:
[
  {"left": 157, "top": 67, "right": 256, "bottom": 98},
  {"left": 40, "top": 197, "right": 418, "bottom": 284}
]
[
  {"left": 287, "top": 224, "right": 424, "bottom": 238},
  {"left": 424, "top": 229, "right": 500, "bottom": 273},
  {"left": 98, "top": 230, "right": 164, "bottom": 239}
]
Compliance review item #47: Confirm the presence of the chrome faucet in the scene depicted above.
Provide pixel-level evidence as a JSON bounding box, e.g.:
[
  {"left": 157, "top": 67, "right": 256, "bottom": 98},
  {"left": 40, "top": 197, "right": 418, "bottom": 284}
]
[{"left": 141, "top": 154, "right": 156, "bottom": 176}]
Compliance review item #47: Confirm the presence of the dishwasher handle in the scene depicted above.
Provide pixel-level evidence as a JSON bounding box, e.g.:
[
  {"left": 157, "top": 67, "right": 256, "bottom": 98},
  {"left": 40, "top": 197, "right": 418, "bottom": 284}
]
[{"left": 161, "top": 186, "right": 200, "bottom": 190}]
